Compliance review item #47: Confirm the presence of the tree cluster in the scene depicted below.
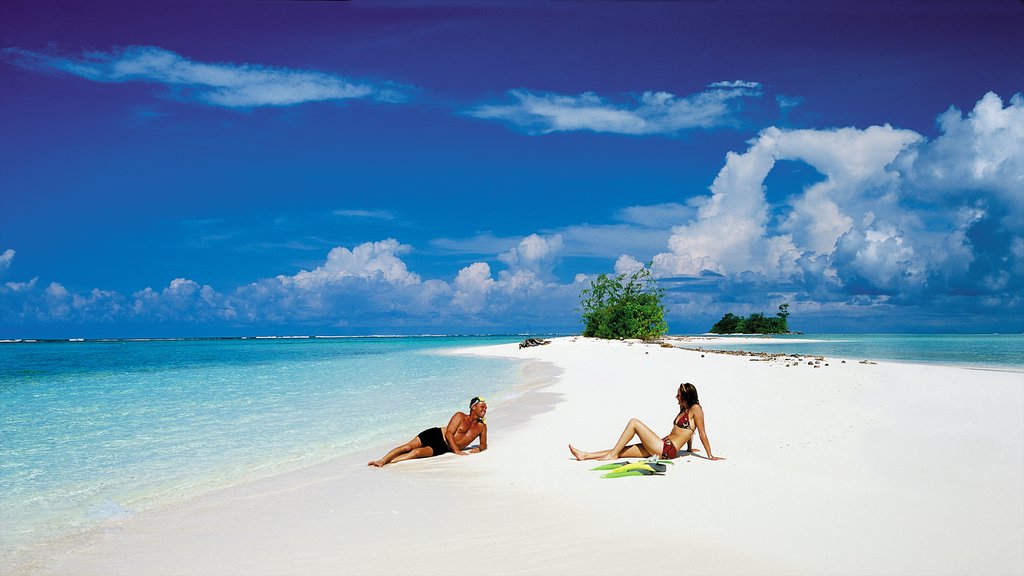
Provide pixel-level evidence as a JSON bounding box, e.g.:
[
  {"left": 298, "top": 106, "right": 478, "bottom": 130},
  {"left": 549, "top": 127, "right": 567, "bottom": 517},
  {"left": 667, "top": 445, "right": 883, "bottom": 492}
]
[
  {"left": 579, "top": 267, "right": 668, "bottom": 341},
  {"left": 709, "top": 303, "right": 791, "bottom": 334}
]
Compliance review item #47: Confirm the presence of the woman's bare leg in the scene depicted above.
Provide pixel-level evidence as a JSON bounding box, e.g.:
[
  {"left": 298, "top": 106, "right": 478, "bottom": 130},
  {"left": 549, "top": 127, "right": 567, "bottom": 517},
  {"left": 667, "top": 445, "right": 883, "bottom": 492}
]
[
  {"left": 569, "top": 444, "right": 652, "bottom": 461},
  {"left": 569, "top": 418, "right": 663, "bottom": 461},
  {"left": 569, "top": 444, "right": 613, "bottom": 461},
  {"left": 368, "top": 436, "right": 423, "bottom": 467},
  {"left": 597, "top": 418, "right": 663, "bottom": 460}
]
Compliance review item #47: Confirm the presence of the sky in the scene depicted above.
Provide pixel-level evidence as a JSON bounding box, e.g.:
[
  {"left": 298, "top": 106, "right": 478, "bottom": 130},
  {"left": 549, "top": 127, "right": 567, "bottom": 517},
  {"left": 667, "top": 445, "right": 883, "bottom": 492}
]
[{"left": 1, "top": 1, "right": 1022, "bottom": 338}]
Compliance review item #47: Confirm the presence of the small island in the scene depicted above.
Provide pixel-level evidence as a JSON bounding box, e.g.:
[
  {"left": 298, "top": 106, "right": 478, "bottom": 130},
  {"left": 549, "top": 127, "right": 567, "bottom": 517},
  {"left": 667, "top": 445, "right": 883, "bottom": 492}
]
[{"left": 709, "top": 303, "right": 791, "bottom": 334}]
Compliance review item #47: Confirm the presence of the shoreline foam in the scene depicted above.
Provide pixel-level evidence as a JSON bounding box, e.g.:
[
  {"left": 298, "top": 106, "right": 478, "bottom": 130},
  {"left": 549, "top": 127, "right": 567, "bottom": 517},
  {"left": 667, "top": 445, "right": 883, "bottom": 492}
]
[{"left": 10, "top": 337, "right": 1023, "bottom": 575}]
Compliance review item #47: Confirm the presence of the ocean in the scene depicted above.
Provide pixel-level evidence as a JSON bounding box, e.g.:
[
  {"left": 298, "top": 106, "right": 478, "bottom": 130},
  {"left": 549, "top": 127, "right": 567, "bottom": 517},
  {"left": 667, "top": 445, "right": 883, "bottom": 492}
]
[
  {"left": 0, "top": 335, "right": 529, "bottom": 562},
  {"left": 687, "top": 333, "right": 1024, "bottom": 369},
  {"left": 1, "top": 333, "right": 1020, "bottom": 562}
]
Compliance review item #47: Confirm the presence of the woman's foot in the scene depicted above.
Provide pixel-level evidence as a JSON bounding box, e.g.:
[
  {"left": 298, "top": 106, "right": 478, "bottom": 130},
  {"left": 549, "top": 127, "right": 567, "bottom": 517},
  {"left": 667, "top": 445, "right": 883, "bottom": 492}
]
[
  {"left": 367, "top": 459, "right": 384, "bottom": 467},
  {"left": 568, "top": 444, "right": 586, "bottom": 461}
]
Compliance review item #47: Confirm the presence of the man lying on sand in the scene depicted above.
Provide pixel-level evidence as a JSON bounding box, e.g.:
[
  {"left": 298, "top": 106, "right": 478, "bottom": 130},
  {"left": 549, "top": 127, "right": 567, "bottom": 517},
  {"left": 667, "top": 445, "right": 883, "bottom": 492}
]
[{"left": 368, "top": 397, "right": 488, "bottom": 467}]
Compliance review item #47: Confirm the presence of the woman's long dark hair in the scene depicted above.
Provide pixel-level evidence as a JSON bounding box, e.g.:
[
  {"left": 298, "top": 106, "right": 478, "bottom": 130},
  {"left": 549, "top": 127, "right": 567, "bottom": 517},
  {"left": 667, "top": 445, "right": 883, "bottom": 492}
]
[{"left": 679, "top": 382, "right": 699, "bottom": 407}]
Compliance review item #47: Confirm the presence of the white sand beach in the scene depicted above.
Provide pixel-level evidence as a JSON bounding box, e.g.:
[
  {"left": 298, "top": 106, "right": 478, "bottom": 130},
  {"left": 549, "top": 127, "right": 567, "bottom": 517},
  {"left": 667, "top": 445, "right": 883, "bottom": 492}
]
[{"left": 11, "top": 337, "right": 1024, "bottom": 575}]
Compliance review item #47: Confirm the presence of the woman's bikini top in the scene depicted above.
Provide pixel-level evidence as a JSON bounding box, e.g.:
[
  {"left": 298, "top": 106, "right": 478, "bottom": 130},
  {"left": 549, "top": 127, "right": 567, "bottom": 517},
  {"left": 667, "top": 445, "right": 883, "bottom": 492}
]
[{"left": 674, "top": 410, "right": 691, "bottom": 430}]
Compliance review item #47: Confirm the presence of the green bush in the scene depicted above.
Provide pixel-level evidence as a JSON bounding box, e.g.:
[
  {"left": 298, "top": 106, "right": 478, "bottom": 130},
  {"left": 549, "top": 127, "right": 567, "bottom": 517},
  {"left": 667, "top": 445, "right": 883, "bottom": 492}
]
[{"left": 579, "top": 267, "right": 668, "bottom": 340}]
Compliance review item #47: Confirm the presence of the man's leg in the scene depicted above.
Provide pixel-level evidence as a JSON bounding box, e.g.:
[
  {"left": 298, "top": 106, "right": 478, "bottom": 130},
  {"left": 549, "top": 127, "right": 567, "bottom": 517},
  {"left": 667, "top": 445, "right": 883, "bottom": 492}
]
[
  {"left": 368, "top": 436, "right": 424, "bottom": 467},
  {"left": 388, "top": 446, "right": 435, "bottom": 464}
]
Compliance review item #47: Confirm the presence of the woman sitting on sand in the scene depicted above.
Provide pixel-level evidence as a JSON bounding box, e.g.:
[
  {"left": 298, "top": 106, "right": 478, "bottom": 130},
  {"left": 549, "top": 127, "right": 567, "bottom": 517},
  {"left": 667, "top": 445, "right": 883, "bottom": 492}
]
[{"left": 569, "top": 383, "right": 725, "bottom": 462}]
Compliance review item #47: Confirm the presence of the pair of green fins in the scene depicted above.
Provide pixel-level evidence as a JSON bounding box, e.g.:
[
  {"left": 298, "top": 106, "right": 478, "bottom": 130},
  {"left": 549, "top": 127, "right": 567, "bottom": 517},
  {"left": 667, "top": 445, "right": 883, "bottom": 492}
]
[{"left": 591, "top": 457, "right": 674, "bottom": 479}]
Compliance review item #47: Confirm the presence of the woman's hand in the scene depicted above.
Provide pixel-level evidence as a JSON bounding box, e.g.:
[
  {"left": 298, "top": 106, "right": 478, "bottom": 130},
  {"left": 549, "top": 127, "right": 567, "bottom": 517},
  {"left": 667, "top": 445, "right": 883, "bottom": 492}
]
[{"left": 706, "top": 455, "right": 726, "bottom": 461}]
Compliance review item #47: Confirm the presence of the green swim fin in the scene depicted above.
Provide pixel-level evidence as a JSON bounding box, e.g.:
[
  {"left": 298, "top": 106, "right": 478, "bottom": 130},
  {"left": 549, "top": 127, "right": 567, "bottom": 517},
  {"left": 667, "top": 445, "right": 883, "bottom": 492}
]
[
  {"left": 597, "top": 459, "right": 671, "bottom": 478},
  {"left": 590, "top": 461, "right": 630, "bottom": 471},
  {"left": 590, "top": 459, "right": 673, "bottom": 472},
  {"left": 602, "top": 470, "right": 646, "bottom": 478},
  {"left": 606, "top": 462, "right": 655, "bottom": 475},
  {"left": 602, "top": 467, "right": 666, "bottom": 479},
  {"left": 615, "top": 462, "right": 668, "bottom": 474}
]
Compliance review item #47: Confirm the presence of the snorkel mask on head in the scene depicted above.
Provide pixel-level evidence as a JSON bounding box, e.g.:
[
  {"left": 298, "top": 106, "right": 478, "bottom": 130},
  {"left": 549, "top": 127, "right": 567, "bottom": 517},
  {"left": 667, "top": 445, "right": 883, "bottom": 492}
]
[{"left": 470, "top": 396, "right": 486, "bottom": 423}]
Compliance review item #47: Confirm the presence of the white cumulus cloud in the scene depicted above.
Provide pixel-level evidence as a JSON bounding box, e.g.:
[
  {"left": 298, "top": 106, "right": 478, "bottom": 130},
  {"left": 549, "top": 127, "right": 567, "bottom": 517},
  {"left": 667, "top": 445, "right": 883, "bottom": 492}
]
[
  {"left": 452, "top": 262, "right": 496, "bottom": 313},
  {"left": 448, "top": 232, "right": 580, "bottom": 321},
  {"left": 650, "top": 123, "right": 921, "bottom": 285},
  {"left": 613, "top": 254, "right": 646, "bottom": 276},
  {"left": 497, "top": 233, "right": 564, "bottom": 282},
  {"left": 284, "top": 239, "right": 421, "bottom": 289},
  {"left": 832, "top": 225, "right": 925, "bottom": 295},
  {"left": 896, "top": 91, "right": 1024, "bottom": 229},
  {"left": 133, "top": 278, "right": 233, "bottom": 322},
  {"left": 230, "top": 240, "right": 451, "bottom": 325},
  {"left": 641, "top": 91, "right": 1022, "bottom": 311},
  {"left": 4, "top": 277, "right": 37, "bottom": 293},
  {"left": 44, "top": 282, "right": 72, "bottom": 321}
]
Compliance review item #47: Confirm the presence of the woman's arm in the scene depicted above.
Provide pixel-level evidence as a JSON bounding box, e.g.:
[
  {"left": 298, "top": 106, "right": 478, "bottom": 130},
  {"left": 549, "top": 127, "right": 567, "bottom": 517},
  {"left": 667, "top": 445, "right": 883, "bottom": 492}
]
[{"left": 691, "top": 405, "right": 725, "bottom": 460}]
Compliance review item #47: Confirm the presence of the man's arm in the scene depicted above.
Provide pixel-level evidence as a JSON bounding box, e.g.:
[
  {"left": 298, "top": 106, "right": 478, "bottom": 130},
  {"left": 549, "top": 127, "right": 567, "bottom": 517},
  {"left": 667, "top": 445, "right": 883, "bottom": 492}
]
[{"left": 467, "top": 424, "right": 487, "bottom": 453}]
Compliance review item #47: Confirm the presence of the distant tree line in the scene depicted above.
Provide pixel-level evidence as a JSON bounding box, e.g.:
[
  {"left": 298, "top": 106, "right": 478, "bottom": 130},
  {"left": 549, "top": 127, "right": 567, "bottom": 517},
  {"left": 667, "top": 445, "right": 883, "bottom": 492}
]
[{"left": 710, "top": 303, "right": 791, "bottom": 334}]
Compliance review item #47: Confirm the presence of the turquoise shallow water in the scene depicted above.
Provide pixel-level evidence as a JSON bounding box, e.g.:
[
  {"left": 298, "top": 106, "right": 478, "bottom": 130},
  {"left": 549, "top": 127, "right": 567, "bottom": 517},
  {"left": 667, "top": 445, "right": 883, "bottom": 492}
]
[
  {"left": 0, "top": 336, "right": 528, "bottom": 559},
  {"left": 686, "top": 334, "right": 1024, "bottom": 369}
]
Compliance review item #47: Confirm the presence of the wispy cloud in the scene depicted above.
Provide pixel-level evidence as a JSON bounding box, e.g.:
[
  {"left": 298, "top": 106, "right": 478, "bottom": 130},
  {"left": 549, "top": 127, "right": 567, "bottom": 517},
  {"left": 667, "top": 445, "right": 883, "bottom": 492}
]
[
  {"left": 465, "top": 82, "right": 763, "bottom": 135},
  {"left": 430, "top": 233, "right": 524, "bottom": 256},
  {"left": 0, "top": 249, "right": 14, "bottom": 276},
  {"left": 2, "top": 46, "right": 409, "bottom": 108},
  {"left": 333, "top": 209, "right": 396, "bottom": 220},
  {"left": 709, "top": 80, "right": 761, "bottom": 89},
  {"left": 430, "top": 203, "right": 689, "bottom": 263},
  {"left": 431, "top": 224, "right": 671, "bottom": 262},
  {"left": 616, "top": 203, "right": 698, "bottom": 229}
]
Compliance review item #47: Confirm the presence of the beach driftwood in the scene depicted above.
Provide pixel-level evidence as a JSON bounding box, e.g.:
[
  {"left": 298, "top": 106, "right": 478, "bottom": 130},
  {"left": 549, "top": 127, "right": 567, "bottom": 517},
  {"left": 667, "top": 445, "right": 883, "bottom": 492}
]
[{"left": 519, "top": 338, "right": 552, "bottom": 349}]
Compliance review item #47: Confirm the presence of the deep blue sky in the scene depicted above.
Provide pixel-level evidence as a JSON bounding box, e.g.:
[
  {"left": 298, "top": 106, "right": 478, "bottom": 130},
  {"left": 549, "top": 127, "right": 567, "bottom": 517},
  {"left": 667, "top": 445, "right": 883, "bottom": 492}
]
[{"left": 1, "top": 1, "right": 1022, "bottom": 337}]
